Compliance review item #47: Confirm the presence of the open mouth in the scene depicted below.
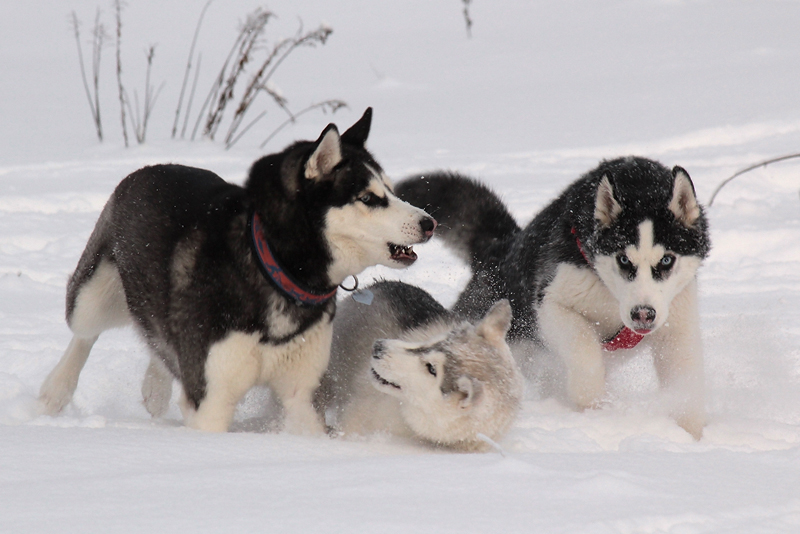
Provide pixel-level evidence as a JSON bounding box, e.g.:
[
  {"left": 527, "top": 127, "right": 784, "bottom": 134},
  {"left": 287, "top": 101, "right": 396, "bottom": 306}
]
[
  {"left": 389, "top": 243, "right": 418, "bottom": 265},
  {"left": 371, "top": 368, "right": 401, "bottom": 390}
]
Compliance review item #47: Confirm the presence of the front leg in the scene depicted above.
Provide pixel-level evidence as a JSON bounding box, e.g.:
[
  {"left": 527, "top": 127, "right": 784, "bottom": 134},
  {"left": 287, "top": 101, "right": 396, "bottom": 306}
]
[
  {"left": 650, "top": 280, "right": 706, "bottom": 439},
  {"left": 185, "top": 332, "right": 261, "bottom": 432},
  {"left": 538, "top": 298, "right": 606, "bottom": 409},
  {"left": 268, "top": 321, "right": 332, "bottom": 435}
]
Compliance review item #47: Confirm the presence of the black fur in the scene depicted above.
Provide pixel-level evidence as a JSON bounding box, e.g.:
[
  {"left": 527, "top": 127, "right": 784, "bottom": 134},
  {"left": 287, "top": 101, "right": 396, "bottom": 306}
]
[
  {"left": 396, "top": 157, "right": 711, "bottom": 341},
  {"left": 66, "top": 110, "right": 382, "bottom": 408}
]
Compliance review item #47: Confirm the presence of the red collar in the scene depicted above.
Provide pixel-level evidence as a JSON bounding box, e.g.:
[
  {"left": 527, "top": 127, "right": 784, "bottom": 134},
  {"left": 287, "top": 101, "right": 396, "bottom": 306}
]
[
  {"left": 250, "top": 212, "right": 337, "bottom": 306},
  {"left": 570, "top": 226, "right": 644, "bottom": 351}
]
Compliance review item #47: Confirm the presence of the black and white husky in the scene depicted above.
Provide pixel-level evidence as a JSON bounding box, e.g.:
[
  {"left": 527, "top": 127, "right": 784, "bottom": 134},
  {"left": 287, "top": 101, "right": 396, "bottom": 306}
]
[
  {"left": 39, "top": 109, "right": 436, "bottom": 434},
  {"left": 315, "top": 281, "right": 523, "bottom": 451},
  {"left": 396, "top": 157, "right": 711, "bottom": 438}
]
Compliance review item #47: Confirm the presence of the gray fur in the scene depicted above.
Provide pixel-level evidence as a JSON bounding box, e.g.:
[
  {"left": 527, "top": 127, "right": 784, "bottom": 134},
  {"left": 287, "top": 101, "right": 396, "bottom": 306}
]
[{"left": 317, "top": 280, "right": 523, "bottom": 451}]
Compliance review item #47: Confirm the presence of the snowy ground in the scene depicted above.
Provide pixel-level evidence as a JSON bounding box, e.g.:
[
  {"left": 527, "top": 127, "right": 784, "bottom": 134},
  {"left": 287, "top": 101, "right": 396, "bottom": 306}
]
[{"left": 2, "top": 0, "right": 800, "bottom": 532}]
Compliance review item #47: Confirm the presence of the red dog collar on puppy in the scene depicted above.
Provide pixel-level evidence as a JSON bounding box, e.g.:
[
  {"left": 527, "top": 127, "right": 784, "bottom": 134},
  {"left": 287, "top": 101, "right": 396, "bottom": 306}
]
[{"left": 571, "top": 226, "right": 644, "bottom": 351}]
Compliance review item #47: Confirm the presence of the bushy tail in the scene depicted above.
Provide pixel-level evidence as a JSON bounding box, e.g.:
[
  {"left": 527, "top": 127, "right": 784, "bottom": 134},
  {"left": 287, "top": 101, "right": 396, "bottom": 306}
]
[{"left": 395, "top": 172, "right": 519, "bottom": 267}]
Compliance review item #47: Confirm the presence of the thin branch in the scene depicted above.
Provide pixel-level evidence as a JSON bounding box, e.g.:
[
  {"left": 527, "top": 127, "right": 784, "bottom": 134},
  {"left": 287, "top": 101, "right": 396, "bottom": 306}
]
[
  {"left": 225, "top": 110, "right": 267, "bottom": 150},
  {"left": 114, "top": 0, "right": 129, "bottom": 147},
  {"left": 172, "top": 0, "right": 213, "bottom": 138},
  {"left": 71, "top": 11, "right": 104, "bottom": 141},
  {"left": 225, "top": 22, "right": 333, "bottom": 146},
  {"left": 191, "top": 10, "right": 264, "bottom": 140},
  {"left": 708, "top": 153, "right": 800, "bottom": 206},
  {"left": 462, "top": 0, "right": 473, "bottom": 38},
  {"left": 203, "top": 8, "right": 273, "bottom": 140},
  {"left": 180, "top": 52, "right": 201, "bottom": 139},
  {"left": 91, "top": 9, "right": 104, "bottom": 138}
]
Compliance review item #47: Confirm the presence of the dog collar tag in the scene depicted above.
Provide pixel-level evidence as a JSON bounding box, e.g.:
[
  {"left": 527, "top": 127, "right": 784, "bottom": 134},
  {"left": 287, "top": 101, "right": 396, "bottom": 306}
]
[{"left": 351, "top": 289, "right": 374, "bottom": 305}]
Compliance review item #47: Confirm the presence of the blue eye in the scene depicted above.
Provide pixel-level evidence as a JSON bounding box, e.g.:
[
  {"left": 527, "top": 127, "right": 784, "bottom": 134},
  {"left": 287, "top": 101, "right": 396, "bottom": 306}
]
[
  {"left": 359, "top": 193, "right": 374, "bottom": 204},
  {"left": 426, "top": 362, "right": 437, "bottom": 377},
  {"left": 660, "top": 255, "right": 674, "bottom": 268},
  {"left": 617, "top": 254, "right": 631, "bottom": 267}
]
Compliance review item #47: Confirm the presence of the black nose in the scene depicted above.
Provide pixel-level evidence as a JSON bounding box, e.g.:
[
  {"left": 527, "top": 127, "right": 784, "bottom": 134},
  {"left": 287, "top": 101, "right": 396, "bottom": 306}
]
[
  {"left": 420, "top": 216, "right": 437, "bottom": 239},
  {"left": 372, "top": 340, "right": 386, "bottom": 359},
  {"left": 630, "top": 305, "right": 656, "bottom": 325}
]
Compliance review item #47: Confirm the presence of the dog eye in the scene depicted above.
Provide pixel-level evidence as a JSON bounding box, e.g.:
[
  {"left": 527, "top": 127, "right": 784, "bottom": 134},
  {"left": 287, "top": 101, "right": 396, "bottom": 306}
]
[
  {"left": 659, "top": 255, "right": 675, "bottom": 269},
  {"left": 359, "top": 193, "right": 379, "bottom": 206},
  {"left": 425, "top": 362, "right": 437, "bottom": 377},
  {"left": 617, "top": 254, "right": 631, "bottom": 267}
]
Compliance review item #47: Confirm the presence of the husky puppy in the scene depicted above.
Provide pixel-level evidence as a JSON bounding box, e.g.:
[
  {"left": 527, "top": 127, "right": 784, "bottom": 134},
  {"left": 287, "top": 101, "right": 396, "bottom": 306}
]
[
  {"left": 316, "top": 281, "right": 523, "bottom": 451},
  {"left": 396, "top": 157, "right": 710, "bottom": 438},
  {"left": 39, "top": 109, "right": 437, "bottom": 434}
]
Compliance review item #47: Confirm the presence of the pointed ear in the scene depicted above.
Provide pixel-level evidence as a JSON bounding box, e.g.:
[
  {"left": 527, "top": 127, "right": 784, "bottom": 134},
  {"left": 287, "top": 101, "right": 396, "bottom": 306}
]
[
  {"left": 456, "top": 375, "right": 484, "bottom": 410},
  {"left": 669, "top": 166, "right": 701, "bottom": 227},
  {"left": 340, "top": 107, "right": 372, "bottom": 147},
  {"left": 595, "top": 175, "right": 622, "bottom": 228},
  {"left": 305, "top": 125, "right": 343, "bottom": 181},
  {"left": 475, "top": 299, "right": 512, "bottom": 344}
]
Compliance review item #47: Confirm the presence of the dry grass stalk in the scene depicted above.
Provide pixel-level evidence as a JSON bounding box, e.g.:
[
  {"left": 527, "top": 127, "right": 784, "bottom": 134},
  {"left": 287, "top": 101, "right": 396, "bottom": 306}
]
[{"left": 71, "top": 9, "right": 106, "bottom": 141}]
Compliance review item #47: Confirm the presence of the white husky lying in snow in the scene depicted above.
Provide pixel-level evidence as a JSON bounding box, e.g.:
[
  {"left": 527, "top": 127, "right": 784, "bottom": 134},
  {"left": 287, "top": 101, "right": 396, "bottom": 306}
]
[{"left": 315, "top": 281, "right": 523, "bottom": 451}]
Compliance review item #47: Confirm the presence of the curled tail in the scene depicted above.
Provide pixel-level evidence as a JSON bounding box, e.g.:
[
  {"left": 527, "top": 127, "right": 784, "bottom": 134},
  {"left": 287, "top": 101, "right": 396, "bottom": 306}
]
[{"left": 395, "top": 172, "right": 519, "bottom": 267}]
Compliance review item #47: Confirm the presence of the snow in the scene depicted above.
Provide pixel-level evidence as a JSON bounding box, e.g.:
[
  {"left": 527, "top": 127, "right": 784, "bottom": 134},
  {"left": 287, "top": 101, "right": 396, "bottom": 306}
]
[{"left": 2, "top": 0, "right": 800, "bottom": 531}]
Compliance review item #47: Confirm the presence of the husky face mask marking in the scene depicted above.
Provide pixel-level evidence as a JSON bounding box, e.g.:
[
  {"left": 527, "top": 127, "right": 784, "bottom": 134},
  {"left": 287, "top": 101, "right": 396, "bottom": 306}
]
[
  {"left": 591, "top": 166, "right": 707, "bottom": 336},
  {"left": 324, "top": 162, "right": 436, "bottom": 282},
  {"left": 594, "top": 219, "right": 702, "bottom": 334}
]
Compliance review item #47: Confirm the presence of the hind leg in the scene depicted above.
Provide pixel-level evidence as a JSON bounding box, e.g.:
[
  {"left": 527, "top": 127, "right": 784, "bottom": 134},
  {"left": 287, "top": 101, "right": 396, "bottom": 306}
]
[
  {"left": 142, "top": 356, "right": 173, "bottom": 417},
  {"left": 39, "top": 259, "right": 131, "bottom": 415},
  {"left": 39, "top": 335, "right": 99, "bottom": 415}
]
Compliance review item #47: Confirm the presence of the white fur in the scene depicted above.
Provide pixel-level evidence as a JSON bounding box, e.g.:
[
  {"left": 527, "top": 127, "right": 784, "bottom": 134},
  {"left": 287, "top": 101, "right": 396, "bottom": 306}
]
[
  {"left": 670, "top": 170, "right": 701, "bottom": 226},
  {"left": 68, "top": 259, "right": 131, "bottom": 337},
  {"left": 305, "top": 127, "right": 342, "bottom": 180},
  {"left": 183, "top": 318, "right": 332, "bottom": 434},
  {"left": 335, "top": 301, "right": 523, "bottom": 451},
  {"left": 595, "top": 176, "right": 623, "bottom": 227},
  {"left": 538, "top": 218, "right": 705, "bottom": 437},
  {"left": 594, "top": 220, "right": 702, "bottom": 334},
  {"left": 324, "top": 170, "right": 432, "bottom": 284},
  {"left": 39, "top": 260, "right": 130, "bottom": 415}
]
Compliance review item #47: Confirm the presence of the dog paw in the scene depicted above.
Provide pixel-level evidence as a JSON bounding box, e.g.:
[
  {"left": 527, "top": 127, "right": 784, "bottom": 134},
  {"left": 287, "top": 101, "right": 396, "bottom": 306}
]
[
  {"left": 567, "top": 374, "right": 607, "bottom": 411},
  {"left": 141, "top": 360, "right": 173, "bottom": 417},
  {"left": 283, "top": 411, "right": 325, "bottom": 436},
  {"left": 37, "top": 377, "right": 75, "bottom": 416},
  {"left": 675, "top": 412, "right": 705, "bottom": 440}
]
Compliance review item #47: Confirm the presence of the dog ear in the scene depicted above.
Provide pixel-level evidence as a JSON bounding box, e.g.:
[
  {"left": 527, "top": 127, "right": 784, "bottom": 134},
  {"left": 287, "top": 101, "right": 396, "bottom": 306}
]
[
  {"left": 669, "top": 166, "right": 701, "bottom": 227},
  {"left": 475, "top": 299, "right": 512, "bottom": 344},
  {"left": 340, "top": 107, "right": 372, "bottom": 147},
  {"left": 594, "top": 175, "right": 623, "bottom": 228},
  {"left": 305, "top": 124, "right": 343, "bottom": 181},
  {"left": 456, "top": 375, "right": 484, "bottom": 410}
]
